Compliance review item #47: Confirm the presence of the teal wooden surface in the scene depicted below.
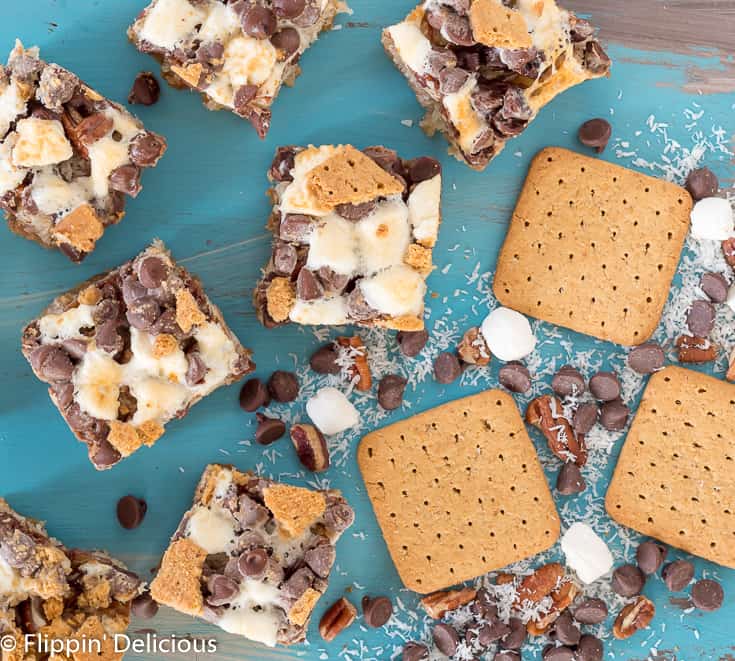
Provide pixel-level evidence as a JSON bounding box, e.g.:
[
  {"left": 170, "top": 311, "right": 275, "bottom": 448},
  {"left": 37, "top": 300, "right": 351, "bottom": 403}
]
[{"left": 1, "top": 1, "right": 734, "bottom": 659}]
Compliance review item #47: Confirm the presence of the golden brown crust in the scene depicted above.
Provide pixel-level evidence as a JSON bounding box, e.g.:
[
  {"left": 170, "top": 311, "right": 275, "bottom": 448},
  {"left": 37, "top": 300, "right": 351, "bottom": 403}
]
[
  {"left": 150, "top": 539, "right": 207, "bottom": 616},
  {"left": 288, "top": 587, "right": 321, "bottom": 627},
  {"left": 404, "top": 243, "right": 434, "bottom": 276},
  {"left": 373, "top": 314, "right": 425, "bottom": 332},
  {"left": 107, "top": 421, "right": 144, "bottom": 457},
  {"left": 137, "top": 420, "right": 165, "bottom": 447},
  {"left": 170, "top": 63, "right": 204, "bottom": 88},
  {"left": 52, "top": 204, "right": 104, "bottom": 253},
  {"left": 153, "top": 333, "right": 179, "bottom": 358},
  {"left": 71, "top": 616, "right": 124, "bottom": 661},
  {"left": 78, "top": 286, "right": 102, "bottom": 306},
  {"left": 469, "top": 0, "right": 532, "bottom": 49},
  {"left": 175, "top": 289, "right": 207, "bottom": 333},
  {"left": 263, "top": 485, "right": 326, "bottom": 538},
  {"left": 266, "top": 277, "right": 296, "bottom": 323}
]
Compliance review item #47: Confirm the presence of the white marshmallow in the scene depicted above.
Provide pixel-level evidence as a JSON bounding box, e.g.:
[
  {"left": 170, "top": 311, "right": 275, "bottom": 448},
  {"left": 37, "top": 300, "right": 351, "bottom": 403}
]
[
  {"left": 360, "top": 264, "right": 426, "bottom": 317},
  {"left": 306, "top": 387, "right": 359, "bottom": 435},
  {"left": 480, "top": 307, "right": 536, "bottom": 361},
  {"left": 690, "top": 197, "right": 734, "bottom": 241},
  {"left": 726, "top": 283, "right": 735, "bottom": 313},
  {"left": 560, "top": 522, "right": 614, "bottom": 584}
]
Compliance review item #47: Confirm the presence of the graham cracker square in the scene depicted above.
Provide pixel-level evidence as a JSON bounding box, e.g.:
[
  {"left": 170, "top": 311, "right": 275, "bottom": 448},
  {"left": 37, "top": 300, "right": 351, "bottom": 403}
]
[
  {"left": 493, "top": 147, "right": 692, "bottom": 346},
  {"left": 358, "top": 390, "right": 560, "bottom": 594},
  {"left": 606, "top": 366, "right": 735, "bottom": 568}
]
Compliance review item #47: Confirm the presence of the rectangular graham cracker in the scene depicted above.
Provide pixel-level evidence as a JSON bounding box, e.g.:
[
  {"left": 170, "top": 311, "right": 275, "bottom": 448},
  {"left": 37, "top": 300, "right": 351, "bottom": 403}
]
[
  {"left": 358, "top": 390, "right": 560, "bottom": 593},
  {"left": 494, "top": 147, "right": 692, "bottom": 346},
  {"left": 606, "top": 366, "right": 735, "bottom": 568}
]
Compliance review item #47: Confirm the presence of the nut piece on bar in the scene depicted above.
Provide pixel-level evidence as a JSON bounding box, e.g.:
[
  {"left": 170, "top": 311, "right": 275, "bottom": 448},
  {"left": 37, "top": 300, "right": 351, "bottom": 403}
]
[
  {"left": 0, "top": 498, "right": 144, "bottom": 659},
  {"left": 127, "top": 0, "right": 343, "bottom": 137},
  {"left": 0, "top": 40, "right": 167, "bottom": 262},
  {"left": 150, "top": 464, "right": 354, "bottom": 647},
  {"left": 21, "top": 241, "right": 254, "bottom": 470},
  {"left": 382, "top": 1, "right": 611, "bottom": 170},
  {"left": 254, "top": 144, "right": 442, "bottom": 330}
]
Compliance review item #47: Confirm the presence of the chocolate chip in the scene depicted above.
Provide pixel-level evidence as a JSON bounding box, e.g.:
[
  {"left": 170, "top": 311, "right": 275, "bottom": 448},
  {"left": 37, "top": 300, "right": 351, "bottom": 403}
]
[
  {"left": 543, "top": 645, "right": 574, "bottom": 661},
  {"left": 627, "top": 342, "right": 665, "bottom": 374},
  {"left": 501, "top": 617, "right": 526, "bottom": 649},
  {"left": 685, "top": 167, "right": 719, "bottom": 201},
  {"left": 116, "top": 495, "right": 147, "bottom": 530},
  {"left": 279, "top": 213, "right": 313, "bottom": 240},
  {"left": 239, "top": 378, "right": 271, "bottom": 412},
  {"left": 128, "top": 72, "right": 160, "bottom": 106},
  {"left": 273, "top": 242, "right": 298, "bottom": 276},
  {"left": 335, "top": 200, "right": 376, "bottom": 220},
  {"left": 131, "top": 591, "right": 159, "bottom": 618},
  {"left": 495, "top": 653, "right": 521, "bottom": 661},
  {"left": 346, "top": 288, "right": 378, "bottom": 321},
  {"left": 273, "top": 0, "right": 306, "bottom": 17},
  {"left": 687, "top": 299, "right": 716, "bottom": 336},
  {"left": 207, "top": 574, "right": 239, "bottom": 606},
  {"left": 612, "top": 564, "right": 645, "bottom": 597},
  {"left": 572, "top": 598, "right": 608, "bottom": 624},
  {"left": 552, "top": 611, "right": 581, "bottom": 646},
  {"left": 363, "top": 146, "right": 405, "bottom": 180},
  {"left": 30, "top": 345, "right": 74, "bottom": 382},
  {"left": 636, "top": 541, "right": 667, "bottom": 575},
  {"left": 92, "top": 439, "right": 122, "bottom": 468},
  {"left": 270, "top": 147, "right": 296, "bottom": 182},
  {"left": 584, "top": 40, "right": 610, "bottom": 74},
  {"left": 296, "top": 268, "right": 324, "bottom": 300},
  {"left": 691, "top": 579, "right": 724, "bottom": 612},
  {"left": 576, "top": 634, "right": 603, "bottom": 661},
  {"left": 663, "top": 560, "right": 695, "bottom": 591},
  {"left": 38, "top": 64, "right": 78, "bottom": 111},
  {"left": 126, "top": 297, "right": 160, "bottom": 330},
  {"left": 552, "top": 365, "right": 585, "bottom": 397},
  {"left": 138, "top": 256, "right": 168, "bottom": 289},
  {"left": 61, "top": 338, "right": 87, "bottom": 360},
  {"left": 129, "top": 131, "right": 166, "bottom": 167},
  {"left": 255, "top": 414, "right": 286, "bottom": 445},
  {"left": 237, "top": 548, "right": 268, "bottom": 578},
  {"left": 700, "top": 272, "right": 729, "bottom": 303},
  {"left": 305, "top": 542, "right": 335, "bottom": 578},
  {"left": 363, "top": 596, "right": 392, "bottom": 628},
  {"left": 122, "top": 275, "right": 147, "bottom": 304},
  {"left": 397, "top": 329, "right": 428, "bottom": 357},
  {"left": 268, "top": 371, "right": 299, "bottom": 402},
  {"left": 378, "top": 374, "right": 407, "bottom": 410},
  {"left": 498, "top": 361, "right": 531, "bottom": 393},
  {"left": 433, "top": 352, "right": 461, "bottom": 384},
  {"left": 572, "top": 402, "right": 598, "bottom": 434},
  {"left": 432, "top": 623, "right": 459, "bottom": 655},
  {"left": 184, "top": 351, "right": 207, "bottom": 386},
  {"left": 317, "top": 267, "right": 349, "bottom": 294},
  {"left": 439, "top": 67, "right": 470, "bottom": 94},
  {"left": 233, "top": 84, "right": 258, "bottom": 115},
  {"left": 442, "top": 13, "right": 474, "bottom": 46},
  {"left": 291, "top": 0, "right": 320, "bottom": 27},
  {"left": 599, "top": 399, "right": 629, "bottom": 431},
  {"left": 401, "top": 642, "right": 429, "bottom": 661},
  {"left": 242, "top": 5, "right": 277, "bottom": 38},
  {"left": 556, "top": 462, "right": 586, "bottom": 495},
  {"left": 309, "top": 344, "right": 340, "bottom": 375},
  {"left": 578, "top": 118, "right": 612, "bottom": 152},
  {"left": 407, "top": 157, "right": 441, "bottom": 184},
  {"left": 271, "top": 28, "right": 301, "bottom": 57},
  {"left": 589, "top": 371, "right": 620, "bottom": 401}
]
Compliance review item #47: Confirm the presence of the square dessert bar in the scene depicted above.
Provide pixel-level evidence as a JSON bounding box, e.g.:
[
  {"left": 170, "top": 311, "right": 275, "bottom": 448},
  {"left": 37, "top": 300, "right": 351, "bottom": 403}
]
[
  {"left": 128, "top": 0, "right": 342, "bottom": 137},
  {"left": 21, "top": 241, "right": 254, "bottom": 471},
  {"left": 383, "top": 0, "right": 611, "bottom": 170},
  {"left": 254, "top": 144, "right": 442, "bottom": 330},
  {"left": 150, "top": 464, "right": 354, "bottom": 647},
  {"left": 0, "top": 40, "right": 166, "bottom": 262},
  {"left": 0, "top": 498, "right": 144, "bottom": 659}
]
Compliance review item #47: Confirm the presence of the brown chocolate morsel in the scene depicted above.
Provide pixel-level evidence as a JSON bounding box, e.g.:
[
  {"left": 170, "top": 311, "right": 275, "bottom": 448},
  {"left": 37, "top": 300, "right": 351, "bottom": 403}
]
[
  {"left": 700, "top": 272, "right": 729, "bottom": 303},
  {"left": 589, "top": 371, "right": 620, "bottom": 401},
  {"left": 291, "top": 0, "right": 320, "bottom": 27},
  {"left": 51, "top": 382, "right": 74, "bottom": 409},
  {"left": 498, "top": 361, "right": 531, "bottom": 393},
  {"left": 271, "top": 28, "right": 301, "bottom": 58},
  {"left": 627, "top": 342, "right": 665, "bottom": 374},
  {"left": 439, "top": 67, "right": 470, "bottom": 94},
  {"left": 636, "top": 540, "right": 667, "bottom": 575},
  {"left": 335, "top": 200, "right": 376, "bottom": 220},
  {"left": 407, "top": 157, "right": 441, "bottom": 184},
  {"left": 282, "top": 566, "right": 315, "bottom": 601},
  {"left": 572, "top": 598, "right": 608, "bottom": 624},
  {"left": 576, "top": 635, "right": 603, "bottom": 661},
  {"left": 233, "top": 84, "right": 259, "bottom": 115},
  {"left": 273, "top": 242, "right": 298, "bottom": 276},
  {"left": 662, "top": 560, "right": 695, "bottom": 591},
  {"left": 95, "top": 321, "right": 123, "bottom": 354},
  {"left": 109, "top": 164, "right": 142, "bottom": 197},
  {"left": 363, "top": 596, "right": 393, "bottom": 628},
  {"left": 690, "top": 579, "right": 724, "bottom": 612},
  {"left": 254, "top": 414, "right": 286, "bottom": 445},
  {"left": 196, "top": 41, "right": 225, "bottom": 69},
  {"left": 138, "top": 256, "right": 169, "bottom": 289},
  {"left": 206, "top": 574, "right": 239, "bottom": 606},
  {"left": 126, "top": 297, "right": 161, "bottom": 330},
  {"left": 270, "top": 146, "right": 297, "bottom": 182},
  {"left": 239, "top": 378, "right": 270, "bottom": 412},
  {"left": 92, "top": 439, "right": 122, "bottom": 468},
  {"left": 242, "top": 5, "right": 277, "bottom": 39},
  {"left": 552, "top": 365, "right": 585, "bottom": 397},
  {"left": 495, "top": 653, "right": 521, "bottom": 661},
  {"left": 296, "top": 268, "right": 324, "bottom": 300},
  {"left": 128, "top": 72, "right": 160, "bottom": 106},
  {"left": 58, "top": 154, "right": 92, "bottom": 182},
  {"left": 578, "top": 118, "right": 612, "bottom": 153},
  {"left": 599, "top": 399, "right": 629, "bottom": 431},
  {"left": 433, "top": 352, "right": 461, "bottom": 384},
  {"left": 324, "top": 496, "right": 354, "bottom": 532},
  {"left": 268, "top": 370, "right": 299, "bottom": 402},
  {"left": 237, "top": 495, "right": 269, "bottom": 527},
  {"left": 131, "top": 591, "right": 159, "bottom": 619},
  {"left": 543, "top": 645, "right": 574, "bottom": 661},
  {"left": 151, "top": 308, "right": 184, "bottom": 337},
  {"left": 238, "top": 548, "right": 268, "bottom": 578},
  {"left": 685, "top": 167, "right": 719, "bottom": 201},
  {"left": 426, "top": 48, "right": 458, "bottom": 78},
  {"left": 346, "top": 288, "right": 378, "bottom": 321},
  {"left": 377, "top": 374, "right": 407, "bottom": 410},
  {"left": 612, "top": 564, "right": 645, "bottom": 597},
  {"left": 8, "top": 50, "right": 43, "bottom": 81},
  {"left": 687, "top": 299, "right": 716, "bottom": 336},
  {"left": 185, "top": 351, "right": 207, "bottom": 386},
  {"left": 30, "top": 345, "right": 74, "bottom": 382},
  {"left": 401, "top": 642, "right": 429, "bottom": 661},
  {"left": 310, "top": 344, "right": 341, "bottom": 374},
  {"left": 94, "top": 299, "right": 122, "bottom": 325},
  {"left": 556, "top": 462, "right": 586, "bottom": 495},
  {"left": 552, "top": 611, "right": 581, "bottom": 646},
  {"left": 116, "top": 495, "right": 147, "bottom": 530},
  {"left": 501, "top": 617, "right": 526, "bottom": 649},
  {"left": 122, "top": 275, "right": 148, "bottom": 304},
  {"left": 442, "top": 13, "right": 474, "bottom": 46},
  {"left": 305, "top": 541, "right": 335, "bottom": 578},
  {"left": 432, "top": 623, "right": 459, "bottom": 655},
  {"left": 570, "top": 17, "right": 595, "bottom": 41},
  {"left": 129, "top": 131, "right": 166, "bottom": 167},
  {"left": 584, "top": 40, "right": 610, "bottom": 73},
  {"left": 279, "top": 213, "right": 313, "bottom": 241},
  {"left": 38, "top": 64, "right": 78, "bottom": 111},
  {"left": 362, "top": 146, "right": 405, "bottom": 180},
  {"left": 273, "top": 0, "right": 306, "bottom": 18},
  {"left": 317, "top": 266, "right": 349, "bottom": 294},
  {"left": 573, "top": 402, "right": 598, "bottom": 434},
  {"left": 497, "top": 46, "right": 543, "bottom": 77},
  {"left": 397, "top": 329, "right": 428, "bottom": 357}
]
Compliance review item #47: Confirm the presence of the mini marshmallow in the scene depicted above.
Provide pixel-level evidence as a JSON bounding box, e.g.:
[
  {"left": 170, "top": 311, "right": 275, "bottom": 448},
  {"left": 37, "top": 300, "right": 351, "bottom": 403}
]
[
  {"left": 690, "top": 197, "right": 734, "bottom": 241},
  {"left": 480, "top": 307, "right": 536, "bottom": 362},
  {"left": 560, "top": 522, "right": 614, "bottom": 584},
  {"left": 726, "top": 283, "right": 735, "bottom": 313},
  {"left": 306, "top": 387, "right": 359, "bottom": 435}
]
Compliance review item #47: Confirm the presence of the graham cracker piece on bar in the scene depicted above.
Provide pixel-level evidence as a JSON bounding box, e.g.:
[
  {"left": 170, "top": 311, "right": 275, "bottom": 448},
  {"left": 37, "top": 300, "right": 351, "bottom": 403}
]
[
  {"left": 150, "top": 539, "right": 207, "bottom": 616},
  {"left": 53, "top": 204, "right": 104, "bottom": 253},
  {"left": 469, "top": 0, "right": 532, "bottom": 49},
  {"left": 493, "top": 147, "right": 692, "bottom": 346},
  {"left": 263, "top": 484, "right": 326, "bottom": 538},
  {"left": 606, "top": 366, "right": 735, "bottom": 569},
  {"left": 358, "top": 390, "right": 560, "bottom": 593}
]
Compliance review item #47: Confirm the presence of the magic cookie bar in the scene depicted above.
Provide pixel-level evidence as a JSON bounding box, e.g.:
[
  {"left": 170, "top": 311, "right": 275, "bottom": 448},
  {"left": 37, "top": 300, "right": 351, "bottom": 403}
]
[
  {"left": 128, "top": 0, "right": 342, "bottom": 137},
  {"left": 254, "top": 145, "right": 442, "bottom": 330},
  {"left": 382, "top": 0, "right": 610, "bottom": 170},
  {"left": 21, "top": 242, "right": 254, "bottom": 470},
  {"left": 150, "top": 464, "right": 354, "bottom": 647},
  {"left": 0, "top": 499, "right": 144, "bottom": 660},
  {"left": 0, "top": 41, "right": 166, "bottom": 262}
]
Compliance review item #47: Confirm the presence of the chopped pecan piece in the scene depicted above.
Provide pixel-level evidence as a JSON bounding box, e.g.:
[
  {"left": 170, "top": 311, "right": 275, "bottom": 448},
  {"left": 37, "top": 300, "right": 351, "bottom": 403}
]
[
  {"left": 676, "top": 335, "right": 717, "bottom": 363},
  {"left": 527, "top": 578, "right": 579, "bottom": 635},
  {"left": 722, "top": 238, "right": 735, "bottom": 269},
  {"left": 457, "top": 326, "right": 491, "bottom": 366},
  {"left": 613, "top": 595, "right": 655, "bottom": 639},
  {"left": 319, "top": 597, "right": 357, "bottom": 642},
  {"left": 526, "top": 396, "right": 587, "bottom": 466},
  {"left": 726, "top": 347, "right": 735, "bottom": 383},
  {"left": 515, "top": 562, "right": 564, "bottom": 605},
  {"left": 420, "top": 587, "right": 477, "bottom": 619},
  {"left": 336, "top": 336, "right": 372, "bottom": 391}
]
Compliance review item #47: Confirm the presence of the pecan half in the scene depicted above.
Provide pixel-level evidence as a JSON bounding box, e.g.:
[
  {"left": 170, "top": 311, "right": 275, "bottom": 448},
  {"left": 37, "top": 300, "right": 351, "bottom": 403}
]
[
  {"left": 336, "top": 336, "right": 372, "bottom": 391},
  {"left": 515, "top": 562, "right": 564, "bottom": 605},
  {"left": 613, "top": 595, "right": 655, "bottom": 639},
  {"left": 676, "top": 335, "right": 717, "bottom": 363},
  {"left": 527, "top": 578, "right": 579, "bottom": 635},
  {"left": 457, "top": 326, "right": 491, "bottom": 366},
  {"left": 495, "top": 573, "right": 516, "bottom": 586},
  {"left": 727, "top": 347, "right": 735, "bottom": 383},
  {"left": 526, "top": 396, "right": 587, "bottom": 466},
  {"left": 722, "top": 238, "right": 735, "bottom": 269},
  {"left": 319, "top": 597, "right": 357, "bottom": 642},
  {"left": 61, "top": 109, "right": 112, "bottom": 157},
  {"left": 420, "top": 587, "right": 477, "bottom": 619}
]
